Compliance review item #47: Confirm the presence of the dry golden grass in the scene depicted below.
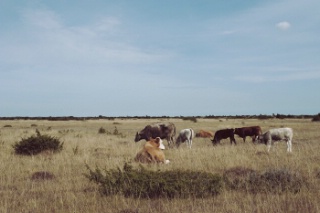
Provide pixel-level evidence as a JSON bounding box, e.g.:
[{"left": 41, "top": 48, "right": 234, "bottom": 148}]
[{"left": 0, "top": 118, "right": 319, "bottom": 212}]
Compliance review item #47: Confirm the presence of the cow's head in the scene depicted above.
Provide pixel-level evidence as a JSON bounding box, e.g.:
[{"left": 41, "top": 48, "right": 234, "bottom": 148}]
[
  {"left": 157, "top": 137, "right": 166, "bottom": 150},
  {"left": 211, "top": 138, "right": 219, "bottom": 145},
  {"left": 134, "top": 132, "right": 141, "bottom": 142},
  {"left": 255, "top": 135, "right": 264, "bottom": 144},
  {"left": 148, "top": 137, "right": 165, "bottom": 150}
]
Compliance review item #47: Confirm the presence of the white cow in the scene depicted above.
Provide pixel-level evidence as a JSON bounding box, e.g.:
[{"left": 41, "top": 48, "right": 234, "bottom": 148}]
[
  {"left": 176, "top": 128, "right": 195, "bottom": 149},
  {"left": 257, "top": 127, "right": 293, "bottom": 152}
]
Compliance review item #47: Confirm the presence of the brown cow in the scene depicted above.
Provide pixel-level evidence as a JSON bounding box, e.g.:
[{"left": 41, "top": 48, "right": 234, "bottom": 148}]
[
  {"left": 195, "top": 130, "right": 214, "bottom": 138},
  {"left": 211, "top": 129, "right": 236, "bottom": 145},
  {"left": 234, "top": 126, "right": 262, "bottom": 143},
  {"left": 134, "top": 122, "right": 176, "bottom": 147}
]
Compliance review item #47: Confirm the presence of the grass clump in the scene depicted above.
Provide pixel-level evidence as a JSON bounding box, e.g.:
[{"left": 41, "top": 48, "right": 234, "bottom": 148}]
[
  {"left": 13, "top": 129, "right": 63, "bottom": 155},
  {"left": 31, "top": 171, "right": 55, "bottom": 181},
  {"left": 85, "top": 163, "right": 222, "bottom": 198}
]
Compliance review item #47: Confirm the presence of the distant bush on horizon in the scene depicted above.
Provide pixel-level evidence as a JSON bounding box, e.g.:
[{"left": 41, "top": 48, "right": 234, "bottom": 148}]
[
  {"left": 311, "top": 113, "right": 320, "bottom": 122},
  {"left": 0, "top": 113, "right": 318, "bottom": 121}
]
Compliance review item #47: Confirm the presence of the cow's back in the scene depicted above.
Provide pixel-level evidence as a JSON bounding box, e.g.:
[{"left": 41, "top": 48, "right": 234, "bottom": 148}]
[{"left": 267, "top": 127, "right": 293, "bottom": 141}]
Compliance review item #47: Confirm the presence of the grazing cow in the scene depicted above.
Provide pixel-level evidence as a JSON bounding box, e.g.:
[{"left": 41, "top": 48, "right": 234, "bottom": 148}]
[
  {"left": 211, "top": 129, "right": 236, "bottom": 145},
  {"left": 134, "top": 137, "right": 170, "bottom": 164},
  {"left": 256, "top": 127, "right": 293, "bottom": 152},
  {"left": 176, "top": 128, "right": 195, "bottom": 148},
  {"left": 134, "top": 122, "right": 176, "bottom": 147},
  {"left": 195, "top": 130, "right": 214, "bottom": 138},
  {"left": 234, "top": 126, "right": 262, "bottom": 143}
]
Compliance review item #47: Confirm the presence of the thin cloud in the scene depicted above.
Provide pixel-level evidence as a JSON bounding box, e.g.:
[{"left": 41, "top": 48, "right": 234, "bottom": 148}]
[
  {"left": 276, "top": 21, "right": 291, "bottom": 30},
  {"left": 23, "top": 9, "right": 62, "bottom": 30},
  {"left": 235, "top": 70, "right": 320, "bottom": 83},
  {"left": 4, "top": 9, "right": 171, "bottom": 68},
  {"left": 220, "top": 30, "right": 236, "bottom": 35}
]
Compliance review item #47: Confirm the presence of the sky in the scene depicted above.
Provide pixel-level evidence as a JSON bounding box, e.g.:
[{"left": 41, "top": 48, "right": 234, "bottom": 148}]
[{"left": 1, "top": 0, "right": 319, "bottom": 117}]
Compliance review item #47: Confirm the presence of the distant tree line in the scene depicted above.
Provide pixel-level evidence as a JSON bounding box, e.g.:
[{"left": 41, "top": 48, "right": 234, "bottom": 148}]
[{"left": 0, "top": 113, "right": 319, "bottom": 121}]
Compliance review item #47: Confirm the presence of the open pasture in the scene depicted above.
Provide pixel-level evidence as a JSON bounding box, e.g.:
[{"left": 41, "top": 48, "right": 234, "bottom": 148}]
[{"left": 0, "top": 118, "right": 319, "bottom": 212}]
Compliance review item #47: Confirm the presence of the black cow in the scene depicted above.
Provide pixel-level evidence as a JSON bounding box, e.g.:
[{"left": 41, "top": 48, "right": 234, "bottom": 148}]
[
  {"left": 135, "top": 122, "right": 176, "bottom": 147},
  {"left": 234, "top": 126, "right": 262, "bottom": 143},
  {"left": 211, "top": 129, "right": 236, "bottom": 145}
]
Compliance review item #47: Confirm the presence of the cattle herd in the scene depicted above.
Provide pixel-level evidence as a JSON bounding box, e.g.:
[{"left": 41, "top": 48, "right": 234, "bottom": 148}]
[{"left": 134, "top": 122, "right": 294, "bottom": 164}]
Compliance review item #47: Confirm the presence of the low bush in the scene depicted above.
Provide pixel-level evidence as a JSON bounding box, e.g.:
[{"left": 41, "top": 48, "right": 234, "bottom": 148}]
[
  {"left": 223, "top": 166, "right": 256, "bottom": 190},
  {"left": 224, "top": 167, "right": 306, "bottom": 194},
  {"left": 98, "top": 127, "right": 107, "bottom": 134},
  {"left": 13, "top": 129, "right": 63, "bottom": 155},
  {"left": 85, "top": 163, "right": 222, "bottom": 198},
  {"left": 248, "top": 168, "right": 305, "bottom": 194}
]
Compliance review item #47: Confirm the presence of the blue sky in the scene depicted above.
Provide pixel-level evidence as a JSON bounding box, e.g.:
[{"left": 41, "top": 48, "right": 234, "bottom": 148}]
[{"left": 1, "top": 0, "right": 319, "bottom": 116}]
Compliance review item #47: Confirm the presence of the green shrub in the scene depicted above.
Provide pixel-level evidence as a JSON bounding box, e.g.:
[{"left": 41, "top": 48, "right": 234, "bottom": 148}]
[
  {"left": 98, "top": 127, "right": 107, "bottom": 134},
  {"left": 223, "top": 166, "right": 256, "bottom": 190},
  {"left": 224, "top": 167, "right": 306, "bottom": 194},
  {"left": 248, "top": 168, "right": 305, "bottom": 194},
  {"left": 13, "top": 129, "right": 63, "bottom": 155},
  {"left": 85, "top": 163, "right": 222, "bottom": 198}
]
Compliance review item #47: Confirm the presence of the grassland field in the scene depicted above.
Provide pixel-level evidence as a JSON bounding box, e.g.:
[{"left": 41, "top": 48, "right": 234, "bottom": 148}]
[{"left": 0, "top": 118, "right": 319, "bottom": 213}]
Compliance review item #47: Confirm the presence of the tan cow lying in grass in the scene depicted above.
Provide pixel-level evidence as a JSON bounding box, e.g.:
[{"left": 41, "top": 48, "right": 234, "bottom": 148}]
[
  {"left": 195, "top": 130, "right": 214, "bottom": 138},
  {"left": 135, "top": 137, "right": 170, "bottom": 164}
]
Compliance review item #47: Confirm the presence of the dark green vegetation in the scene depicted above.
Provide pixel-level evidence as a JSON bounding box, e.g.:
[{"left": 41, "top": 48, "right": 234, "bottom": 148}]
[
  {"left": 12, "top": 129, "right": 63, "bottom": 155},
  {"left": 85, "top": 163, "right": 222, "bottom": 198},
  {"left": 223, "top": 167, "right": 306, "bottom": 194},
  {"left": 86, "top": 163, "right": 307, "bottom": 199}
]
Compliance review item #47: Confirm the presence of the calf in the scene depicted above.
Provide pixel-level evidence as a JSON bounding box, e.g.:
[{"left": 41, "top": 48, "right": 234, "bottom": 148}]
[
  {"left": 176, "top": 128, "right": 195, "bottom": 148},
  {"left": 234, "top": 126, "right": 262, "bottom": 143},
  {"left": 211, "top": 129, "right": 236, "bottom": 145},
  {"left": 134, "top": 137, "right": 170, "bottom": 164},
  {"left": 257, "top": 127, "right": 293, "bottom": 152}
]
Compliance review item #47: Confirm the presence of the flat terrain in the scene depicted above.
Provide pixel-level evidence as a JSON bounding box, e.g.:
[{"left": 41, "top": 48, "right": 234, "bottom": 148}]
[{"left": 0, "top": 118, "right": 319, "bottom": 212}]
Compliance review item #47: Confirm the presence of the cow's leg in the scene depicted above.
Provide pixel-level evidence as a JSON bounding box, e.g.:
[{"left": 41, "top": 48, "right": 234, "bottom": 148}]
[
  {"left": 231, "top": 137, "right": 236, "bottom": 145},
  {"left": 267, "top": 140, "right": 272, "bottom": 152},
  {"left": 243, "top": 137, "right": 246, "bottom": 143},
  {"left": 287, "top": 139, "right": 292, "bottom": 152},
  {"left": 168, "top": 137, "right": 173, "bottom": 148},
  {"left": 251, "top": 136, "right": 255, "bottom": 143},
  {"left": 188, "top": 138, "right": 192, "bottom": 149}
]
